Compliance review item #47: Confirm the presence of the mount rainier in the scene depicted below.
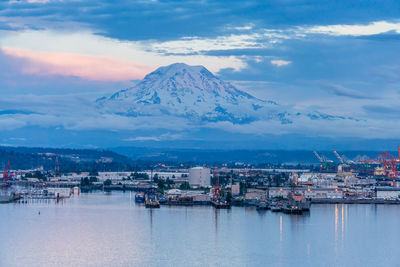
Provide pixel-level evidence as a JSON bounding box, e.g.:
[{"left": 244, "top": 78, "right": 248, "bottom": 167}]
[{"left": 97, "top": 63, "right": 290, "bottom": 124}]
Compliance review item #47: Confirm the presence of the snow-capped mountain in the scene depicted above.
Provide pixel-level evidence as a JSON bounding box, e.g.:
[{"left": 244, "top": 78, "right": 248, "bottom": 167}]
[{"left": 97, "top": 63, "right": 289, "bottom": 124}]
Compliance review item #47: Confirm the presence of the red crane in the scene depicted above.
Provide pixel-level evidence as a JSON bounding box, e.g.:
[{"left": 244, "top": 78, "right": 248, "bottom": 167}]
[
  {"left": 363, "top": 151, "right": 398, "bottom": 179},
  {"left": 3, "top": 157, "right": 11, "bottom": 182},
  {"left": 213, "top": 168, "right": 220, "bottom": 200}
]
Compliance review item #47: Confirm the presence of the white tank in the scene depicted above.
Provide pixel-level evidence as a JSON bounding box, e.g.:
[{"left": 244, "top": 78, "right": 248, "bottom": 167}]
[
  {"left": 189, "top": 167, "right": 211, "bottom": 187},
  {"left": 73, "top": 186, "right": 80, "bottom": 195}
]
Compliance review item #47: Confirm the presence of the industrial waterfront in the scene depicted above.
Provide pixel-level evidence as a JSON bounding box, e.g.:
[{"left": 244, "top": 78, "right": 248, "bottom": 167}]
[
  {"left": 3, "top": 148, "right": 400, "bottom": 266},
  {"left": 1, "top": 191, "right": 400, "bottom": 267}
]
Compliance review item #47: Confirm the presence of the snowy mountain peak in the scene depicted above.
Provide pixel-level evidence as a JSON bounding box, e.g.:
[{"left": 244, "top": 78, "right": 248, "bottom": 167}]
[
  {"left": 98, "top": 63, "right": 286, "bottom": 124},
  {"left": 150, "top": 62, "right": 208, "bottom": 77}
]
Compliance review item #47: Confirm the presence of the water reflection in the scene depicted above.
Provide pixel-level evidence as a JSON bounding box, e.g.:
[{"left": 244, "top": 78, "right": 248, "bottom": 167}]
[
  {"left": 2, "top": 193, "right": 400, "bottom": 266},
  {"left": 334, "top": 204, "right": 347, "bottom": 256},
  {"left": 214, "top": 209, "right": 219, "bottom": 234},
  {"left": 280, "top": 215, "right": 283, "bottom": 242},
  {"left": 148, "top": 208, "right": 154, "bottom": 239},
  {"left": 341, "top": 204, "right": 344, "bottom": 242},
  {"left": 335, "top": 204, "right": 338, "bottom": 241},
  {"left": 256, "top": 209, "right": 267, "bottom": 216}
]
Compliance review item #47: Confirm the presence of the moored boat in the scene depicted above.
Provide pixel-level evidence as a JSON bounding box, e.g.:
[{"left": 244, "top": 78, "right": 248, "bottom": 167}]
[
  {"left": 158, "top": 195, "right": 167, "bottom": 204},
  {"left": 256, "top": 200, "right": 270, "bottom": 210},
  {"left": 271, "top": 201, "right": 284, "bottom": 212},
  {"left": 0, "top": 193, "right": 21, "bottom": 204},
  {"left": 135, "top": 192, "right": 145, "bottom": 203},
  {"left": 287, "top": 191, "right": 311, "bottom": 212},
  {"left": 145, "top": 192, "right": 160, "bottom": 208},
  {"left": 283, "top": 203, "right": 303, "bottom": 214},
  {"left": 212, "top": 200, "right": 231, "bottom": 209}
]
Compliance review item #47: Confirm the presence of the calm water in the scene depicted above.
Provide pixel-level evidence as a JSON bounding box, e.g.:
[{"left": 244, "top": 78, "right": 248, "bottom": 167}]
[{"left": 1, "top": 191, "right": 400, "bottom": 267}]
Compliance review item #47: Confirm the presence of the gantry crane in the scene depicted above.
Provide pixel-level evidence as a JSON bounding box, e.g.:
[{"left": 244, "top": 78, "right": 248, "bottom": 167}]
[
  {"left": 3, "top": 157, "right": 11, "bottom": 182},
  {"left": 333, "top": 150, "right": 344, "bottom": 164},
  {"left": 313, "top": 150, "right": 335, "bottom": 172}
]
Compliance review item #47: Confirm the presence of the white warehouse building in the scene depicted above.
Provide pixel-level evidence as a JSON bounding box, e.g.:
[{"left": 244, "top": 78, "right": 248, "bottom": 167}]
[{"left": 189, "top": 167, "right": 211, "bottom": 187}]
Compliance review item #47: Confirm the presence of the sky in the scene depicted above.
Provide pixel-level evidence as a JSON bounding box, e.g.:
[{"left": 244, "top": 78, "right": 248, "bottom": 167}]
[{"left": 1, "top": 0, "right": 400, "bottom": 149}]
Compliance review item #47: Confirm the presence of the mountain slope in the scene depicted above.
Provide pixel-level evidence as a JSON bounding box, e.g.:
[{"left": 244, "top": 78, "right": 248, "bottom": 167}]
[{"left": 97, "top": 63, "right": 289, "bottom": 124}]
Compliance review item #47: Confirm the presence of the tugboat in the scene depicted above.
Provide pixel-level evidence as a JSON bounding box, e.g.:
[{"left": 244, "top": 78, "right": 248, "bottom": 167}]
[
  {"left": 145, "top": 188, "right": 160, "bottom": 208},
  {"left": 144, "top": 169, "right": 160, "bottom": 208},
  {"left": 135, "top": 192, "right": 145, "bottom": 203},
  {"left": 283, "top": 191, "right": 311, "bottom": 214},
  {"left": 145, "top": 195, "right": 160, "bottom": 208},
  {"left": 282, "top": 203, "right": 303, "bottom": 214}
]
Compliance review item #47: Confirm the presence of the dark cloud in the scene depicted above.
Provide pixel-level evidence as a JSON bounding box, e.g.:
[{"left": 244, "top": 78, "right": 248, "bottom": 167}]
[
  {"left": 2, "top": 0, "right": 400, "bottom": 41},
  {"left": 324, "top": 84, "right": 375, "bottom": 99},
  {"left": 363, "top": 105, "right": 400, "bottom": 118},
  {"left": 358, "top": 31, "right": 400, "bottom": 41},
  {"left": 0, "top": 109, "right": 39, "bottom": 115}
]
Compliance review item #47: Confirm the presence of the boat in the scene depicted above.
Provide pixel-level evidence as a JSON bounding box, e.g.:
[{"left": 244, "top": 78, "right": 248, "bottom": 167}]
[
  {"left": 158, "top": 195, "right": 167, "bottom": 204},
  {"left": 283, "top": 203, "right": 303, "bottom": 214},
  {"left": 135, "top": 192, "right": 145, "bottom": 203},
  {"left": 0, "top": 193, "right": 21, "bottom": 204},
  {"left": 287, "top": 191, "right": 311, "bottom": 212},
  {"left": 212, "top": 200, "right": 231, "bottom": 209},
  {"left": 145, "top": 199, "right": 160, "bottom": 208},
  {"left": 145, "top": 192, "right": 160, "bottom": 208},
  {"left": 256, "top": 200, "right": 270, "bottom": 210},
  {"left": 0, "top": 182, "right": 10, "bottom": 188},
  {"left": 270, "top": 201, "right": 284, "bottom": 212}
]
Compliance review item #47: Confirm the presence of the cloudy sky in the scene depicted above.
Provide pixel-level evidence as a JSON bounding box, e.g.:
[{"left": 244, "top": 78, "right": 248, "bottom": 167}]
[{"left": 1, "top": 0, "right": 400, "bottom": 149}]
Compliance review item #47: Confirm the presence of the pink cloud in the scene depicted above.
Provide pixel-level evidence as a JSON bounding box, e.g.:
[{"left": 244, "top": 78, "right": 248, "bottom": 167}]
[{"left": 1, "top": 47, "right": 154, "bottom": 81}]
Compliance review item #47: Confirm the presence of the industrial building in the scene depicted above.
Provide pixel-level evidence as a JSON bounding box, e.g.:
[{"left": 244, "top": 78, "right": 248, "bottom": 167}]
[
  {"left": 188, "top": 167, "right": 211, "bottom": 187},
  {"left": 268, "top": 187, "right": 344, "bottom": 200},
  {"left": 376, "top": 188, "right": 400, "bottom": 200}
]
